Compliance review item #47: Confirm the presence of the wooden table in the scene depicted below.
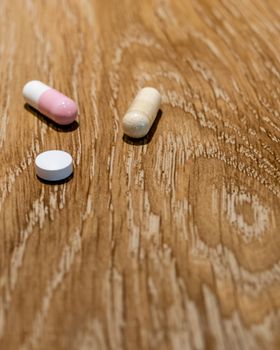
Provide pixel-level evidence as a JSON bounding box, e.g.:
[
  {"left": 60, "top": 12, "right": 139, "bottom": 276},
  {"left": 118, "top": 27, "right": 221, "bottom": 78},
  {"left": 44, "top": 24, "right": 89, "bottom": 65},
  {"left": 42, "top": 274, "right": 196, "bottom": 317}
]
[{"left": 0, "top": 0, "right": 279, "bottom": 349}]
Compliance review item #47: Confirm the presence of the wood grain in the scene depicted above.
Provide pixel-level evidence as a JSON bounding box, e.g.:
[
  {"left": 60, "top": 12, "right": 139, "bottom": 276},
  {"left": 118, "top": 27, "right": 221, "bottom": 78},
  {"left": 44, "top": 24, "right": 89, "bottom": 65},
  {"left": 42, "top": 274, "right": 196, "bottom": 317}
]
[{"left": 0, "top": 0, "right": 280, "bottom": 349}]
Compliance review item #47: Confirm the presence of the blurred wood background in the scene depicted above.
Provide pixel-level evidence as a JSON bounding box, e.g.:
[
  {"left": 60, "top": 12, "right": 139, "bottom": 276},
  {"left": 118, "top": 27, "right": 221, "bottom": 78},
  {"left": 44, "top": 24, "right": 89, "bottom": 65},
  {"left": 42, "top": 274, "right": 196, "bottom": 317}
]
[{"left": 0, "top": 0, "right": 280, "bottom": 349}]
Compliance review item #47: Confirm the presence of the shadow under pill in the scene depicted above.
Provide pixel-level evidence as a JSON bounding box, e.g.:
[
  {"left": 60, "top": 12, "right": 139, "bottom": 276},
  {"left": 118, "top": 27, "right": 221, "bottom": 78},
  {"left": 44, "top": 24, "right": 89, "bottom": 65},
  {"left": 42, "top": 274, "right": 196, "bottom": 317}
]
[
  {"left": 24, "top": 104, "right": 79, "bottom": 132},
  {"left": 122, "top": 109, "right": 163, "bottom": 146},
  {"left": 36, "top": 173, "right": 74, "bottom": 185}
]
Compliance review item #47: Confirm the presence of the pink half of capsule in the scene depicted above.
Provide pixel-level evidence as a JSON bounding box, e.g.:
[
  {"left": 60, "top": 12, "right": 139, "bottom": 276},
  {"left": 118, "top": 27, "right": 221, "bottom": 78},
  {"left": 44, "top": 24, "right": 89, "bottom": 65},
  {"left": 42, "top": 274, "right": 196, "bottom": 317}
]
[{"left": 23, "top": 80, "right": 78, "bottom": 125}]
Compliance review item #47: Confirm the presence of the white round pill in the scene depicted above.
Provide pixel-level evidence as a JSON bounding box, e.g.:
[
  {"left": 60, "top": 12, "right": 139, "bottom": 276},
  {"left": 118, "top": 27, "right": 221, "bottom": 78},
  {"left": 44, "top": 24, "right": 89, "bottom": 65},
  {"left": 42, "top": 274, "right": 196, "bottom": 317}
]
[{"left": 35, "top": 150, "right": 73, "bottom": 182}]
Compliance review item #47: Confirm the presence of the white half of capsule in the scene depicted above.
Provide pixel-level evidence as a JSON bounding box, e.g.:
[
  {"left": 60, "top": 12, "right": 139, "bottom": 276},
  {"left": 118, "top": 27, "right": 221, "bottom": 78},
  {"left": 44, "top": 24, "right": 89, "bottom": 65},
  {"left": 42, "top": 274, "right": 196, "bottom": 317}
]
[
  {"left": 23, "top": 80, "right": 49, "bottom": 109},
  {"left": 35, "top": 150, "right": 73, "bottom": 182},
  {"left": 122, "top": 87, "right": 161, "bottom": 138}
]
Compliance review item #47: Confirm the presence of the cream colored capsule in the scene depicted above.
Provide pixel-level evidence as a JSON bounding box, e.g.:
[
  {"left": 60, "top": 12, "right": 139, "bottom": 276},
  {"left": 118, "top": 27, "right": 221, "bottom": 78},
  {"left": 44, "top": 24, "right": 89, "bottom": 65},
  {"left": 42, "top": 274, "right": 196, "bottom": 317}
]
[{"left": 122, "top": 87, "right": 161, "bottom": 138}]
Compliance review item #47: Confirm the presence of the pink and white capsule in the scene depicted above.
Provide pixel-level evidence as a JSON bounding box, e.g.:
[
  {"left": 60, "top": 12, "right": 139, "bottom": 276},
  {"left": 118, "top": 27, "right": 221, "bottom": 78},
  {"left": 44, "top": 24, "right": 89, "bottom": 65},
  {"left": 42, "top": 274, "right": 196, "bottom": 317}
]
[{"left": 23, "top": 80, "right": 78, "bottom": 125}]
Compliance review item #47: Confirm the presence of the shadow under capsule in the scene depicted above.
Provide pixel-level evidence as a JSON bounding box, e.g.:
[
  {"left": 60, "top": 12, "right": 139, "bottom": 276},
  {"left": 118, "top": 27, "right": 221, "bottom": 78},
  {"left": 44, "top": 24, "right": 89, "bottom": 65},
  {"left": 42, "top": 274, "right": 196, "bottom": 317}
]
[
  {"left": 122, "top": 109, "right": 163, "bottom": 146},
  {"left": 24, "top": 103, "right": 79, "bottom": 132},
  {"left": 36, "top": 173, "right": 74, "bottom": 185}
]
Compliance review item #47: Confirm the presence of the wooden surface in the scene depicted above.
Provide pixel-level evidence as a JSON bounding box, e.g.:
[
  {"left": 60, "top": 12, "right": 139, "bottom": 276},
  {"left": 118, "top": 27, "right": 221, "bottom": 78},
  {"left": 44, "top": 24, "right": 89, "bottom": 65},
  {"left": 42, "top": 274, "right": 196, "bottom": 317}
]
[{"left": 0, "top": 0, "right": 280, "bottom": 349}]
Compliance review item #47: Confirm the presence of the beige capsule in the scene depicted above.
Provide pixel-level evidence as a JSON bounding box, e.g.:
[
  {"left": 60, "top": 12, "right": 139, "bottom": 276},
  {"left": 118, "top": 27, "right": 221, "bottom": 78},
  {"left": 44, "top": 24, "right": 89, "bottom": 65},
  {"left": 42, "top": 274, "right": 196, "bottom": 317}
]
[{"left": 122, "top": 87, "right": 161, "bottom": 138}]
